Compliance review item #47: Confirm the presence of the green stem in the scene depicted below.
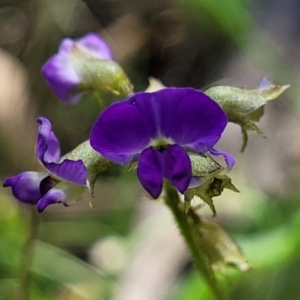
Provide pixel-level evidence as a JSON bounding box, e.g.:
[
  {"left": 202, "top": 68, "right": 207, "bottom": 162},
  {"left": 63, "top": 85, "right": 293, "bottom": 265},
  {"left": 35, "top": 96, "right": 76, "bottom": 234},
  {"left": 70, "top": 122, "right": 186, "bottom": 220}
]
[
  {"left": 17, "top": 206, "right": 40, "bottom": 300},
  {"left": 164, "top": 183, "right": 226, "bottom": 300}
]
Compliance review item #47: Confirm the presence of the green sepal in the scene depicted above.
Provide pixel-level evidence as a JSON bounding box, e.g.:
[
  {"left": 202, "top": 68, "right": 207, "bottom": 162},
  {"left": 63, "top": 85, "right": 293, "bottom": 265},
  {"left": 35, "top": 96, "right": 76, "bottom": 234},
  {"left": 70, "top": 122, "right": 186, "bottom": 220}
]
[
  {"left": 186, "top": 175, "right": 239, "bottom": 217},
  {"left": 73, "top": 46, "right": 133, "bottom": 98},
  {"left": 127, "top": 161, "right": 138, "bottom": 172},
  {"left": 248, "top": 106, "right": 264, "bottom": 122},
  {"left": 205, "top": 78, "right": 289, "bottom": 115},
  {"left": 189, "top": 153, "right": 223, "bottom": 176},
  {"left": 62, "top": 140, "right": 113, "bottom": 208},
  {"left": 205, "top": 78, "right": 289, "bottom": 151},
  {"left": 63, "top": 140, "right": 112, "bottom": 175},
  {"left": 230, "top": 114, "right": 265, "bottom": 152}
]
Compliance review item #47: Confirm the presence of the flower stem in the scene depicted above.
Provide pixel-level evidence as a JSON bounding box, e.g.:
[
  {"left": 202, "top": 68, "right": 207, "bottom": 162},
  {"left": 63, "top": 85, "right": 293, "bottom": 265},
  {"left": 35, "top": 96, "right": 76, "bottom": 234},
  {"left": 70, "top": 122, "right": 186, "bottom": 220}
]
[
  {"left": 17, "top": 206, "right": 40, "bottom": 300},
  {"left": 164, "top": 182, "right": 227, "bottom": 300}
]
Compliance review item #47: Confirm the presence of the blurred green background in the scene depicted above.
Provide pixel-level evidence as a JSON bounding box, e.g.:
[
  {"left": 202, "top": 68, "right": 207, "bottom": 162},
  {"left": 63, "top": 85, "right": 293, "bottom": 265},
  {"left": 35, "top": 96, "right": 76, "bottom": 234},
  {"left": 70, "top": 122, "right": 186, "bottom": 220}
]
[{"left": 1, "top": 0, "right": 300, "bottom": 299}]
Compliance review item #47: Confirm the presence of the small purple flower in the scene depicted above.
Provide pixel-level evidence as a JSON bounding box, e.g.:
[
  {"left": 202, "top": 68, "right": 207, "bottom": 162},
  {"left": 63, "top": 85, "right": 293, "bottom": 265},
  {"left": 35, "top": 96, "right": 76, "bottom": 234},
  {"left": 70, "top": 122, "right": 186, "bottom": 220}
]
[
  {"left": 90, "top": 88, "right": 235, "bottom": 198},
  {"left": 42, "top": 33, "right": 112, "bottom": 104},
  {"left": 42, "top": 33, "right": 133, "bottom": 104},
  {"left": 3, "top": 117, "right": 88, "bottom": 212}
]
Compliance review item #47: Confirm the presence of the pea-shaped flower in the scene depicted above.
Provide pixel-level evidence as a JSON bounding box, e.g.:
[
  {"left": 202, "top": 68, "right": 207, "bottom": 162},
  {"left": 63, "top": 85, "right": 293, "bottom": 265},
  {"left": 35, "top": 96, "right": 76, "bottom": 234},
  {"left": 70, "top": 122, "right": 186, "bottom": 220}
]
[
  {"left": 90, "top": 88, "right": 234, "bottom": 198},
  {"left": 42, "top": 33, "right": 133, "bottom": 104},
  {"left": 3, "top": 118, "right": 109, "bottom": 212}
]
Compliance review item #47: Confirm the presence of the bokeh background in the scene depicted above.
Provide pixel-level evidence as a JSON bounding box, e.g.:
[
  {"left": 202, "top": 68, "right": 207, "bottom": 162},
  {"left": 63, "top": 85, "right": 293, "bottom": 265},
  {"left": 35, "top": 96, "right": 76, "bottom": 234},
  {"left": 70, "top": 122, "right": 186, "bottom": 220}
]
[{"left": 1, "top": 0, "right": 300, "bottom": 299}]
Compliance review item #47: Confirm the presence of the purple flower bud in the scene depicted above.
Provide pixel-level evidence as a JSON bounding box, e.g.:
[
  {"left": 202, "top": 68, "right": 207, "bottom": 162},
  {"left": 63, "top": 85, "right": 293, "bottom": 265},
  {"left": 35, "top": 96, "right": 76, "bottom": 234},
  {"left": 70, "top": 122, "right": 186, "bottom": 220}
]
[
  {"left": 42, "top": 33, "right": 133, "bottom": 104},
  {"left": 3, "top": 172, "right": 49, "bottom": 204}
]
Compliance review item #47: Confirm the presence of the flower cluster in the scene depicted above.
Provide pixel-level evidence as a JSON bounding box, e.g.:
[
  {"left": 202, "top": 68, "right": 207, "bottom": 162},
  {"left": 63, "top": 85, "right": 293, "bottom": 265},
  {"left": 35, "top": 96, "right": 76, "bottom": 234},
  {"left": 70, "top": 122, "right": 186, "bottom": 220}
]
[
  {"left": 3, "top": 32, "right": 288, "bottom": 212},
  {"left": 4, "top": 117, "right": 88, "bottom": 212}
]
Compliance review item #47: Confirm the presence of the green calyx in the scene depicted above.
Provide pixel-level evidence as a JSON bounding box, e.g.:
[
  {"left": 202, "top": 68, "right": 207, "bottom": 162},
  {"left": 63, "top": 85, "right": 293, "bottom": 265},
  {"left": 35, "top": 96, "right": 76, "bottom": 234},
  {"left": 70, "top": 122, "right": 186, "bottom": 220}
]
[
  {"left": 63, "top": 140, "right": 112, "bottom": 175},
  {"left": 73, "top": 46, "right": 133, "bottom": 98},
  {"left": 188, "top": 153, "right": 239, "bottom": 216},
  {"left": 190, "top": 152, "right": 223, "bottom": 176},
  {"left": 62, "top": 140, "right": 113, "bottom": 207},
  {"left": 186, "top": 174, "right": 239, "bottom": 217},
  {"left": 205, "top": 78, "right": 290, "bottom": 151},
  {"left": 80, "top": 59, "right": 133, "bottom": 97},
  {"left": 188, "top": 211, "right": 250, "bottom": 272}
]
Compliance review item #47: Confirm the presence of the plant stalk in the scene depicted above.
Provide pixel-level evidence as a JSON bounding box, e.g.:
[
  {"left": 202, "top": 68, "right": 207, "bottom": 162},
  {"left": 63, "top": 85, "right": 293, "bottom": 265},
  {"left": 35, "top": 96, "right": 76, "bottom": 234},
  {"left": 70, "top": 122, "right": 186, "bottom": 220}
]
[
  {"left": 17, "top": 206, "right": 40, "bottom": 300},
  {"left": 164, "top": 182, "right": 226, "bottom": 300}
]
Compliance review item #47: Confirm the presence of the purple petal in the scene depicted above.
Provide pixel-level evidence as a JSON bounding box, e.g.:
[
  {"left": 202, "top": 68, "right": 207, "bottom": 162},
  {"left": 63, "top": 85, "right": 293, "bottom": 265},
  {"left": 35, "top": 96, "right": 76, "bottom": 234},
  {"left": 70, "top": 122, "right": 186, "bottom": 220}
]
[
  {"left": 36, "top": 188, "right": 65, "bottom": 212},
  {"left": 75, "top": 33, "right": 112, "bottom": 60},
  {"left": 155, "top": 88, "right": 228, "bottom": 153},
  {"left": 90, "top": 88, "right": 227, "bottom": 165},
  {"left": 37, "top": 117, "right": 61, "bottom": 163},
  {"left": 258, "top": 77, "right": 272, "bottom": 90},
  {"left": 45, "top": 159, "right": 88, "bottom": 186},
  {"left": 42, "top": 33, "right": 112, "bottom": 104},
  {"left": 42, "top": 38, "right": 82, "bottom": 104},
  {"left": 137, "top": 147, "right": 164, "bottom": 198},
  {"left": 163, "top": 145, "right": 192, "bottom": 193},
  {"left": 36, "top": 118, "right": 88, "bottom": 185},
  {"left": 210, "top": 148, "right": 236, "bottom": 172},
  {"left": 3, "top": 171, "right": 48, "bottom": 204},
  {"left": 90, "top": 93, "right": 158, "bottom": 165},
  {"left": 188, "top": 176, "right": 207, "bottom": 189},
  {"left": 37, "top": 181, "right": 86, "bottom": 212},
  {"left": 39, "top": 176, "right": 58, "bottom": 196}
]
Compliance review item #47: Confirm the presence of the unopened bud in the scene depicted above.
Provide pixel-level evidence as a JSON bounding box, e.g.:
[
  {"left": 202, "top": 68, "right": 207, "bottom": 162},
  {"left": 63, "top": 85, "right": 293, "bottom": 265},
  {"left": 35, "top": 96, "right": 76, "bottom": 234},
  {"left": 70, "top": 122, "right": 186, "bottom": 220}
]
[
  {"left": 205, "top": 77, "right": 290, "bottom": 151},
  {"left": 42, "top": 33, "right": 133, "bottom": 104}
]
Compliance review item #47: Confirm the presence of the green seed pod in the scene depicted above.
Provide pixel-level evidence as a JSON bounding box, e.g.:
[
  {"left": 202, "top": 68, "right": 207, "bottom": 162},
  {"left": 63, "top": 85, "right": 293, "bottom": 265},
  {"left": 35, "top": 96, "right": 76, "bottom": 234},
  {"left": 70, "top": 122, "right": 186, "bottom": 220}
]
[{"left": 194, "top": 217, "right": 250, "bottom": 272}]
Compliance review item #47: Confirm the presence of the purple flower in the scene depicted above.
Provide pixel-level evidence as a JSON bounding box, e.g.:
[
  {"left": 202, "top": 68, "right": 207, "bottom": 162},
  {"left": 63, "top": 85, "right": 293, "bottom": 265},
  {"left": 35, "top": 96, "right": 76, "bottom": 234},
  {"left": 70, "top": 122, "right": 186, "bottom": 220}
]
[
  {"left": 42, "top": 33, "right": 133, "bottom": 104},
  {"left": 3, "top": 117, "right": 88, "bottom": 212},
  {"left": 90, "top": 88, "right": 235, "bottom": 198}
]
